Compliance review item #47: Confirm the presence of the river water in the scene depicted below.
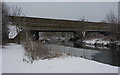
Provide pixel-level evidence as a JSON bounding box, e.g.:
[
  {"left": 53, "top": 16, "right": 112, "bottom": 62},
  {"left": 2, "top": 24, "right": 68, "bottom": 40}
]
[{"left": 46, "top": 40, "right": 120, "bottom": 67}]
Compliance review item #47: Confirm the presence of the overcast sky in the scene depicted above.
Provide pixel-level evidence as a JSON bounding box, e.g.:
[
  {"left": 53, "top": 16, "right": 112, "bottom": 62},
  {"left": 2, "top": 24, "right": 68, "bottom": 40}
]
[{"left": 7, "top": 2, "right": 118, "bottom": 22}]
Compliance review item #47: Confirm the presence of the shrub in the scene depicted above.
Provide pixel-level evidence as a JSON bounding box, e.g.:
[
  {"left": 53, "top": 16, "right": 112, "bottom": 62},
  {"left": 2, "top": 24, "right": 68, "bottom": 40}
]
[{"left": 22, "top": 38, "right": 62, "bottom": 63}]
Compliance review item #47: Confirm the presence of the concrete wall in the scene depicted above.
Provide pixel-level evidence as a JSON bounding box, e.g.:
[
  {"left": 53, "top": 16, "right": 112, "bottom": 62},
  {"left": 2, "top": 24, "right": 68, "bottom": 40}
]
[{"left": 9, "top": 16, "right": 114, "bottom": 32}]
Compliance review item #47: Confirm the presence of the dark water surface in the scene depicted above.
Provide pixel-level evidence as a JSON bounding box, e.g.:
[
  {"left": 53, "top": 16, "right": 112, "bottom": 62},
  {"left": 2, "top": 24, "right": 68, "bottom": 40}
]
[
  {"left": 91, "top": 48, "right": 120, "bottom": 67},
  {"left": 46, "top": 40, "right": 120, "bottom": 67}
]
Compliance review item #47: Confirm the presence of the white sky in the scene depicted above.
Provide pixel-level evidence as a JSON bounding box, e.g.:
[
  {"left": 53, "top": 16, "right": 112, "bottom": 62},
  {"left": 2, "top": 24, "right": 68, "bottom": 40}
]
[{"left": 6, "top": 2, "right": 118, "bottom": 22}]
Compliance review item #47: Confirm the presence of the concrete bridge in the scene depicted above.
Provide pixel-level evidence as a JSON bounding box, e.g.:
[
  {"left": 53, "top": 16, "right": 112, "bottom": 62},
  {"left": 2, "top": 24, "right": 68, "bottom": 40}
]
[
  {"left": 9, "top": 16, "right": 116, "bottom": 43},
  {"left": 9, "top": 16, "right": 113, "bottom": 31}
]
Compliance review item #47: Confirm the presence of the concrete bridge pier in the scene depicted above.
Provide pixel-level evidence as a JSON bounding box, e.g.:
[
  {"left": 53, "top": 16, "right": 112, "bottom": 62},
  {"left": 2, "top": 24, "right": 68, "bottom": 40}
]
[
  {"left": 73, "top": 31, "right": 83, "bottom": 47},
  {"left": 82, "top": 31, "right": 86, "bottom": 38},
  {"left": 25, "top": 31, "right": 32, "bottom": 40},
  {"left": 73, "top": 31, "right": 84, "bottom": 41},
  {"left": 35, "top": 31, "right": 39, "bottom": 41},
  {"left": 26, "top": 31, "right": 39, "bottom": 41}
]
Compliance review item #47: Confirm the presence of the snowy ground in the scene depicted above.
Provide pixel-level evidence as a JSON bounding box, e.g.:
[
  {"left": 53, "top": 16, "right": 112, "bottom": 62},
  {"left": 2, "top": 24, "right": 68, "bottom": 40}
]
[
  {"left": 2, "top": 43, "right": 118, "bottom": 73},
  {"left": 83, "top": 39, "right": 110, "bottom": 45},
  {"left": 8, "top": 25, "right": 19, "bottom": 39},
  {"left": 83, "top": 39, "right": 120, "bottom": 49}
]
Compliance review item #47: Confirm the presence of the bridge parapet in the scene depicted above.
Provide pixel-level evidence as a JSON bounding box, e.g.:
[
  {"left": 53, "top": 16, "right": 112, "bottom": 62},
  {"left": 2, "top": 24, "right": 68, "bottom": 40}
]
[{"left": 9, "top": 16, "right": 115, "bottom": 32}]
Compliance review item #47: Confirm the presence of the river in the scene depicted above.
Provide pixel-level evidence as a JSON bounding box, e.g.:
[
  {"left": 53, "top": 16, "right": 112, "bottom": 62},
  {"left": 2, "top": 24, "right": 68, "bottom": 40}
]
[{"left": 45, "top": 39, "right": 120, "bottom": 67}]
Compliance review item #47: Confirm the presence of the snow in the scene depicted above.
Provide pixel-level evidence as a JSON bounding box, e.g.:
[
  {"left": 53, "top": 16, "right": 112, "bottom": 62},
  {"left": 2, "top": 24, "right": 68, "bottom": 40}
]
[
  {"left": 84, "top": 44, "right": 106, "bottom": 49},
  {"left": 8, "top": 25, "right": 18, "bottom": 39},
  {"left": 2, "top": 43, "right": 118, "bottom": 73},
  {"left": 84, "top": 39, "right": 110, "bottom": 45}
]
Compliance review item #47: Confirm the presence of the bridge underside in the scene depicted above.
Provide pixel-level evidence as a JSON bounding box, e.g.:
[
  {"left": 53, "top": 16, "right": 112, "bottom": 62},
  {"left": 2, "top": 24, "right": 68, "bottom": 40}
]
[{"left": 8, "top": 16, "right": 117, "bottom": 43}]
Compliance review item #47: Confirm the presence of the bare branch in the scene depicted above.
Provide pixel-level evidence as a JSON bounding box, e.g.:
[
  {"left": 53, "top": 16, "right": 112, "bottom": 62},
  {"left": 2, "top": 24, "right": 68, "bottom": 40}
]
[
  {"left": 105, "top": 11, "right": 118, "bottom": 24},
  {"left": 1, "top": 2, "right": 10, "bottom": 45}
]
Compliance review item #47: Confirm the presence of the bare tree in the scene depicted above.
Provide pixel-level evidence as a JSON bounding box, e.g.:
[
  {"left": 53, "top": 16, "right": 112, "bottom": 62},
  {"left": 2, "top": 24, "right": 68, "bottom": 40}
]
[
  {"left": 104, "top": 11, "right": 120, "bottom": 41},
  {"left": 0, "top": 2, "right": 25, "bottom": 45},
  {"left": 9, "top": 5, "right": 23, "bottom": 33},
  {"left": 1, "top": 2, "right": 9, "bottom": 45},
  {"left": 8, "top": 4, "right": 26, "bottom": 44},
  {"left": 105, "top": 11, "right": 118, "bottom": 24},
  {"left": 79, "top": 16, "right": 88, "bottom": 22}
]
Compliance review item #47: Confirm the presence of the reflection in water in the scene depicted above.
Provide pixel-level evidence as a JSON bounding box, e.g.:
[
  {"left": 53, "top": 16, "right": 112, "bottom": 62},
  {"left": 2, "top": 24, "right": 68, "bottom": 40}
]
[
  {"left": 46, "top": 44, "right": 99, "bottom": 60},
  {"left": 92, "top": 48, "right": 120, "bottom": 67}
]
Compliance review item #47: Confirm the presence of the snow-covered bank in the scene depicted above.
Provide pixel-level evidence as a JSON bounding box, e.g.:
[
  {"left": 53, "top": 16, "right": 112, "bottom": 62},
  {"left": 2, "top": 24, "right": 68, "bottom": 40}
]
[
  {"left": 8, "top": 25, "right": 18, "bottom": 39},
  {"left": 2, "top": 43, "right": 118, "bottom": 73},
  {"left": 83, "top": 39, "right": 120, "bottom": 49},
  {"left": 83, "top": 39, "right": 110, "bottom": 45}
]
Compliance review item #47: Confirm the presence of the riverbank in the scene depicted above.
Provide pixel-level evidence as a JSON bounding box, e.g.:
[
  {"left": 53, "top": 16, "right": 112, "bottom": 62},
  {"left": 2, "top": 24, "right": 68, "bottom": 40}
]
[
  {"left": 83, "top": 39, "right": 120, "bottom": 48},
  {"left": 2, "top": 43, "right": 118, "bottom": 73}
]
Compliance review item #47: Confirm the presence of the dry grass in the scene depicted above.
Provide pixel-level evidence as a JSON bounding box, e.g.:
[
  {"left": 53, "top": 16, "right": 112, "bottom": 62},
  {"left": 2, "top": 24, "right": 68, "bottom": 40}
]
[{"left": 21, "top": 38, "right": 62, "bottom": 63}]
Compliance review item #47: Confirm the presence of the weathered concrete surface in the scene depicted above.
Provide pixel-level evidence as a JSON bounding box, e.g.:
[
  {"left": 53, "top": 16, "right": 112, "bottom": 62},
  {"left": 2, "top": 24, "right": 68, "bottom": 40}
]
[
  {"left": 8, "top": 16, "right": 118, "bottom": 42},
  {"left": 9, "top": 16, "right": 116, "bottom": 32}
]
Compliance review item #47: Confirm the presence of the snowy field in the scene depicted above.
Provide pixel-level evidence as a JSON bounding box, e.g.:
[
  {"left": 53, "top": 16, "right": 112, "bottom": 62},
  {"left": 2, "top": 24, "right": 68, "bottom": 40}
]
[{"left": 2, "top": 43, "right": 118, "bottom": 73}]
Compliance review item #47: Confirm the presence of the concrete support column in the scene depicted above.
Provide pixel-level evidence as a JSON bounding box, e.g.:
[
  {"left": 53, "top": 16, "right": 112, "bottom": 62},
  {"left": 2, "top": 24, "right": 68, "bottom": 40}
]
[
  {"left": 73, "top": 31, "right": 84, "bottom": 47},
  {"left": 25, "top": 31, "right": 34, "bottom": 40},
  {"left": 35, "top": 31, "right": 39, "bottom": 41},
  {"left": 82, "top": 31, "right": 86, "bottom": 37},
  {"left": 25, "top": 31, "right": 31, "bottom": 39},
  {"left": 73, "top": 31, "right": 83, "bottom": 41},
  {"left": 25, "top": 31, "right": 39, "bottom": 41}
]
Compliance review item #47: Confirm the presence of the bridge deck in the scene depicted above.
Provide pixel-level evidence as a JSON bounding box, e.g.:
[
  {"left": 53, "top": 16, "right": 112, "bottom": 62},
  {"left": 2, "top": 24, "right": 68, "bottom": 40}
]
[{"left": 9, "top": 16, "right": 116, "bottom": 32}]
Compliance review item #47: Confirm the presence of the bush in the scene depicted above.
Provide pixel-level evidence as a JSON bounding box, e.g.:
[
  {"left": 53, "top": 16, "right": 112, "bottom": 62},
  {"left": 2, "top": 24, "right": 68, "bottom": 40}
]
[{"left": 22, "top": 38, "right": 62, "bottom": 63}]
